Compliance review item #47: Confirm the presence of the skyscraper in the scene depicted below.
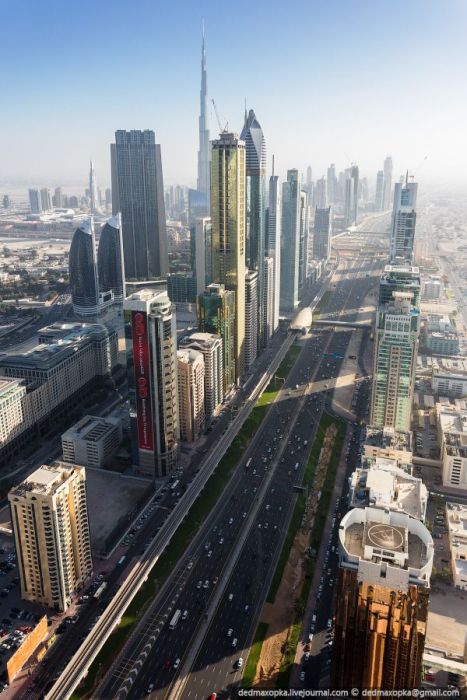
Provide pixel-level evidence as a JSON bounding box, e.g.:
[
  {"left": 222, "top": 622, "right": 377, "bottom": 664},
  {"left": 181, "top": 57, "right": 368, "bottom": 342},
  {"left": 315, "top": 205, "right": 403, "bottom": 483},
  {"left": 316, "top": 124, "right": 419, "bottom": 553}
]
[
  {"left": 69, "top": 219, "right": 99, "bottom": 316},
  {"left": 198, "top": 284, "right": 235, "bottom": 393},
  {"left": 298, "top": 190, "right": 309, "bottom": 297},
  {"left": 262, "top": 256, "right": 275, "bottom": 345},
  {"left": 177, "top": 348, "right": 205, "bottom": 442},
  {"left": 375, "top": 170, "right": 384, "bottom": 211},
  {"left": 97, "top": 214, "right": 125, "bottom": 302},
  {"left": 244, "top": 270, "right": 258, "bottom": 371},
  {"left": 9, "top": 462, "right": 93, "bottom": 611},
  {"left": 111, "top": 130, "right": 168, "bottom": 281},
  {"left": 389, "top": 177, "right": 418, "bottom": 263},
  {"left": 313, "top": 206, "right": 332, "bottom": 261},
  {"left": 266, "top": 166, "right": 281, "bottom": 332},
  {"left": 40, "top": 188, "right": 51, "bottom": 212},
  {"left": 124, "top": 290, "right": 179, "bottom": 478},
  {"left": 383, "top": 155, "right": 393, "bottom": 210},
  {"left": 332, "top": 506, "right": 433, "bottom": 691},
  {"left": 344, "top": 165, "right": 359, "bottom": 226},
  {"left": 211, "top": 132, "right": 246, "bottom": 380},
  {"left": 240, "top": 108, "right": 267, "bottom": 348},
  {"left": 327, "top": 164, "right": 337, "bottom": 204},
  {"left": 280, "top": 169, "right": 301, "bottom": 311},
  {"left": 179, "top": 332, "right": 223, "bottom": 419},
  {"left": 315, "top": 177, "right": 327, "bottom": 208},
  {"left": 89, "top": 160, "right": 99, "bottom": 215},
  {"left": 28, "top": 189, "right": 41, "bottom": 214},
  {"left": 197, "top": 27, "right": 210, "bottom": 210},
  {"left": 371, "top": 289, "right": 420, "bottom": 431},
  {"left": 194, "top": 217, "right": 212, "bottom": 297}
]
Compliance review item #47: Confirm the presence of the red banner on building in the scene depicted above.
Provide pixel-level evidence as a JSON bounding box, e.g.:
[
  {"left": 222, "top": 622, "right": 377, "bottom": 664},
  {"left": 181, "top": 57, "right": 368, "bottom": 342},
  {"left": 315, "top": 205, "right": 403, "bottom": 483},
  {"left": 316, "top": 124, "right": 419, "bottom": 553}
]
[{"left": 131, "top": 311, "right": 154, "bottom": 451}]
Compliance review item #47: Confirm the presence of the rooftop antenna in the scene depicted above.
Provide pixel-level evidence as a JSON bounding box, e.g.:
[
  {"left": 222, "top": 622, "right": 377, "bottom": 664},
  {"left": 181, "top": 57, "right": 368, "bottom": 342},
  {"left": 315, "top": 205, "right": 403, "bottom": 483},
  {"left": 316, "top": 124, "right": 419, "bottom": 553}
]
[{"left": 272, "top": 154, "right": 275, "bottom": 177}]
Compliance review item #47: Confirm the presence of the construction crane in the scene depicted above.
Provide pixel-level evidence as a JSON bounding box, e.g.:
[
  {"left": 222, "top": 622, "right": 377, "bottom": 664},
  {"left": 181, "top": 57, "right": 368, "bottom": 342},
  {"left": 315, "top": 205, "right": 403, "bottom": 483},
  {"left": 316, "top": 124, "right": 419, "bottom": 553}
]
[{"left": 211, "top": 98, "right": 228, "bottom": 133}]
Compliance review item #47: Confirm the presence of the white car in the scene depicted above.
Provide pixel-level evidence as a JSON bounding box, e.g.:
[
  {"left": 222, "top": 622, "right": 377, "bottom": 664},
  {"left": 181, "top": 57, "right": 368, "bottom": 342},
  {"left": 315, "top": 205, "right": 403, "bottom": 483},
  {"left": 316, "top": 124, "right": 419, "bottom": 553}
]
[
  {"left": 227, "top": 628, "right": 233, "bottom": 637},
  {"left": 173, "top": 658, "right": 180, "bottom": 669},
  {"left": 228, "top": 593, "right": 233, "bottom": 601},
  {"left": 232, "top": 637, "right": 238, "bottom": 647}
]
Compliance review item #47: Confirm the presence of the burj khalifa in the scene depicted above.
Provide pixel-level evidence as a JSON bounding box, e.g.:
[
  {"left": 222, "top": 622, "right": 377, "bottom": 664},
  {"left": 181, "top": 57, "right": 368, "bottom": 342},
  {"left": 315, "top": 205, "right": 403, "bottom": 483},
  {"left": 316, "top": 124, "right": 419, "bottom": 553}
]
[{"left": 197, "top": 27, "right": 210, "bottom": 208}]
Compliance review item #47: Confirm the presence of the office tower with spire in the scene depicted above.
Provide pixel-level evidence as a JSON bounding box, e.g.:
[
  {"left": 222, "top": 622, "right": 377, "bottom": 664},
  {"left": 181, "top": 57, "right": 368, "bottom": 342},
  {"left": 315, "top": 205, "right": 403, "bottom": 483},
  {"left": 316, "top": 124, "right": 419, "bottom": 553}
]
[
  {"left": 89, "top": 160, "right": 99, "bottom": 214},
  {"left": 240, "top": 108, "right": 267, "bottom": 349},
  {"left": 196, "top": 26, "right": 210, "bottom": 211},
  {"left": 211, "top": 131, "right": 246, "bottom": 380},
  {"left": 313, "top": 206, "right": 332, "bottom": 261},
  {"left": 244, "top": 270, "right": 258, "bottom": 371},
  {"left": 375, "top": 170, "right": 384, "bottom": 210},
  {"left": 111, "top": 130, "right": 168, "bottom": 281},
  {"left": 280, "top": 169, "right": 301, "bottom": 311},
  {"left": 198, "top": 283, "right": 235, "bottom": 393},
  {"left": 390, "top": 177, "right": 418, "bottom": 263},
  {"left": 371, "top": 287, "right": 420, "bottom": 432},
  {"left": 383, "top": 155, "right": 393, "bottom": 210},
  {"left": 69, "top": 219, "right": 100, "bottom": 316},
  {"left": 124, "top": 290, "right": 179, "bottom": 478},
  {"left": 97, "top": 214, "right": 125, "bottom": 302},
  {"left": 266, "top": 162, "right": 281, "bottom": 333}
]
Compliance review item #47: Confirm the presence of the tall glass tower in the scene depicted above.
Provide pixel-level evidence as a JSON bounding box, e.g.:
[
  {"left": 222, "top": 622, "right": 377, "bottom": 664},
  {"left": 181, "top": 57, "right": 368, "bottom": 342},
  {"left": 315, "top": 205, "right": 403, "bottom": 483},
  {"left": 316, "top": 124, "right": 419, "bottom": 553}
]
[
  {"left": 69, "top": 218, "right": 99, "bottom": 316},
  {"left": 280, "top": 169, "right": 301, "bottom": 312},
  {"left": 111, "top": 130, "right": 168, "bottom": 281},
  {"left": 197, "top": 27, "right": 210, "bottom": 209},
  {"left": 390, "top": 177, "right": 418, "bottom": 263},
  {"left": 240, "top": 108, "right": 267, "bottom": 348},
  {"left": 211, "top": 132, "right": 246, "bottom": 380},
  {"left": 97, "top": 214, "right": 125, "bottom": 301}
]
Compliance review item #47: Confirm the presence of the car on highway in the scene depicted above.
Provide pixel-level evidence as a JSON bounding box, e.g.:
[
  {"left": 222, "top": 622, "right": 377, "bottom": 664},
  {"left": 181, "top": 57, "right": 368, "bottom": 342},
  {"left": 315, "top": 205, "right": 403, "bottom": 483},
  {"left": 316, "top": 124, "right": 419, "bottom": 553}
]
[
  {"left": 235, "top": 657, "right": 243, "bottom": 668},
  {"left": 232, "top": 637, "right": 238, "bottom": 647},
  {"left": 173, "top": 658, "right": 180, "bottom": 669},
  {"left": 227, "top": 628, "right": 233, "bottom": 637},
  {"left": 228, "top": 593, "right": 233, "bottom": 601},
  {"left": 146, "top": 683, "right": 154, "bottom": 694}
]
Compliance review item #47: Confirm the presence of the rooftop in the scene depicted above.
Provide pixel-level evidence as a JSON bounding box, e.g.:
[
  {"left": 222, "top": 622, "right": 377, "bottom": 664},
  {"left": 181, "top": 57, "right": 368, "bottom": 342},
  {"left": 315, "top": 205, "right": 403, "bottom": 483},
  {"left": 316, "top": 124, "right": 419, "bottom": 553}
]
[
  {"left": 365, "top": 425, "right": 413, "bottom": 452},
  {"left": 62, "top": 415, "right": 121, "bottom": 444},
  {"left": 9, "top": 462, "right": 83, "bottom": 498}
]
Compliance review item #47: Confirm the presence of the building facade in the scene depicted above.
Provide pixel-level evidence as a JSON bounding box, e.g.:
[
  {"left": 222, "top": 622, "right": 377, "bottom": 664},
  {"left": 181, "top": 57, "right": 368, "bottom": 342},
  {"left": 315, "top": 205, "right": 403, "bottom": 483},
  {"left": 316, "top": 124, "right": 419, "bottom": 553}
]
[
  {"left": 313, "top": 206, "right": 332, "bottom": 261},
  {"left": 383, "top": 155, "right": 393, "bottom": 210},
  {"left": 194, "top": 216, "right": 212, "bottom": 297},
  {"left": 111, "top": 130, "right": 168, "bottom": 281},
  {"left": 390, "top": 178, "right": 418, "bottom": 263},
  {"left": 266, "top": 170, "right": 281, "bottom": 333},
  {"left": 61, "top": 415, "right": 122, "bottom": 469},
  {"left": 179, "top": 332, "right": 223, "bottom": 419},
  {"left": 262, "top": 256, "right": 275, "bottom": 345},
  {"left": 244, "top": 270, "right": 258, "bottom": 371},
  {"left": 124, "top": 290, "right": 179, "bottom": 478},
  {"left": 280, "top": 169, "right": 301, "bottom": 312},
  {"left": 177, "top": 349, "right": 205, "bottom": 442},
  {"left": 9, "top": 463, "right": 93, "bottom": 611},
  {"left": 97, "top": 214, "right": 125, "bottom": 302},
  {"left": 198, "top": 284, "right": 235, "bottom": 394},
  {"left": 196, "top": 29, "right": 210, "bottom": 210},
  {"left": 69, "top": 219, "right": 100, "bottom": 316},
  {"left": 211, "top": 132, "right": 246, "bottom": 380}
]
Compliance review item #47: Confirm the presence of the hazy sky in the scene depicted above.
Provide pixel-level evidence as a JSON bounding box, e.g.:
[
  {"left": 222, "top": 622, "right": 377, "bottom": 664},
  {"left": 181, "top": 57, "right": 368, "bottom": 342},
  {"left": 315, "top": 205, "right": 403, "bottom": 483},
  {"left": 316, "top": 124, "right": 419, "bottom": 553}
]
[{"left": 2, "top": 0, "right": 467, "bottom": 192}]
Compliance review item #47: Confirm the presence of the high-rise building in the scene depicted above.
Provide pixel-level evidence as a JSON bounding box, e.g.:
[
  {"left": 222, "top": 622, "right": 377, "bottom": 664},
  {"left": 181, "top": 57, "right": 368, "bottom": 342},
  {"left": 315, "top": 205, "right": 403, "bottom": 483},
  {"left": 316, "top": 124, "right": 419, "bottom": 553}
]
[
  {"left": 298, "top": 190, "right": 309, "bottom": 297},
  {"left": 40, "top": 188, "right": 52, "bottom": 212},
  {"left": 177, "top": 349, "right": 205, "bottom": 442},
  {"left": 111, "top": 130, "right": 168, "bottom": 281},
  {"left": 53, "top": 187, "right": 63, "bottom": 208},
  {"left": 9, "top": 462, "right": 93, "bottom": 611},
  {"left": 262, "top": 256, "right": 275, "bottom": 345},
  {"left": 198, "top": 284, "right": 235, "bottom": 393},
  {"left": 167, "top": 273, "right": 197, "bottom": 304},
  {"left": 240, "top": 108, "right": 267, "bottom": 348},
  {"left": 196, "top": 27, "right": 210, "bottom": 210},
  {"left": 194, "top": 217, "right": 212, "bottom": 297},
  {"left": 375, "top": 170, "right": 384, "bottom": 211},
  {"left": 313, "top": 206, "right": 332, "bottom": 261},
  {"left": 97, "top": 214, "right": 125, "bottom": 302},
  {"left": 244, "top": 270, "right": 258, "bottom": 371},
  {"left": 327, "top": 164, "right": 337, "bottom": 204},
  {"left": 69, "top": 219, "right": 99, "bottom": 316},
  {"left": 379, "top": 264, "right": 421, "bottom": 307},
  {"left": 89, "top": 160, "right": 99, "bottom": 215},
  {"left": 28, "top": 189, "right": 41, "bottom": 214},
  {"left": 371, "top": 290, "right": 420, "bottom": 432},
  {"left": 266, "top": 165, "right": 281, "bottom": 333},
  {"left": 124, "top": 290, "right": 179, "bottom": 478},
  {"left": 2, "top": 195, "right": 11, "bottom": 209},
  {"left": 105, "top": 188, "right": 112, "bottom": 207},
  {"left": 389, "top": 177, "right": 418, "bottom": 263},
  {"left": 211, "top": 132, "right": 246, "bottom": 380},
  {"left": 179, "top": 332, "right": 223, "bottom": 419},
  {"left": 383, "top": 155, "right": 393, "bottom": 210},
  {"left": 315, "top": 177, "right": 327, "bottom": 208},
  {"left": 344, "top": 165, "right": 359, "bottom": 226},
  {"left": 280, "top": 169, "right": 301, "bottom": 311},
  {"left": 332, "top": 506, "right": 433, "bottom": 691}
]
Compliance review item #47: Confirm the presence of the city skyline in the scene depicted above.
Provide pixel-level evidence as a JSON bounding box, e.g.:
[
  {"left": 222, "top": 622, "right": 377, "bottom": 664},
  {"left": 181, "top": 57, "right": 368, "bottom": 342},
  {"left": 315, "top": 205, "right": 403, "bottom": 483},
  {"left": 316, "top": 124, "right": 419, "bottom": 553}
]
[{"left": 2, "top": 1, "right": 467, "bottom": 189}]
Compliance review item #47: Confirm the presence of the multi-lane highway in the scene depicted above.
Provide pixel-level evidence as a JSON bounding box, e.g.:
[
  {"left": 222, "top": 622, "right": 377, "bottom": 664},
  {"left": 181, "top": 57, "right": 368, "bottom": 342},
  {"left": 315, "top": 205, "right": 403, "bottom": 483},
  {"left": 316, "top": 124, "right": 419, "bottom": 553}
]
[{"left": 90, "top": 251, "right": 382, "bottom": 700}]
